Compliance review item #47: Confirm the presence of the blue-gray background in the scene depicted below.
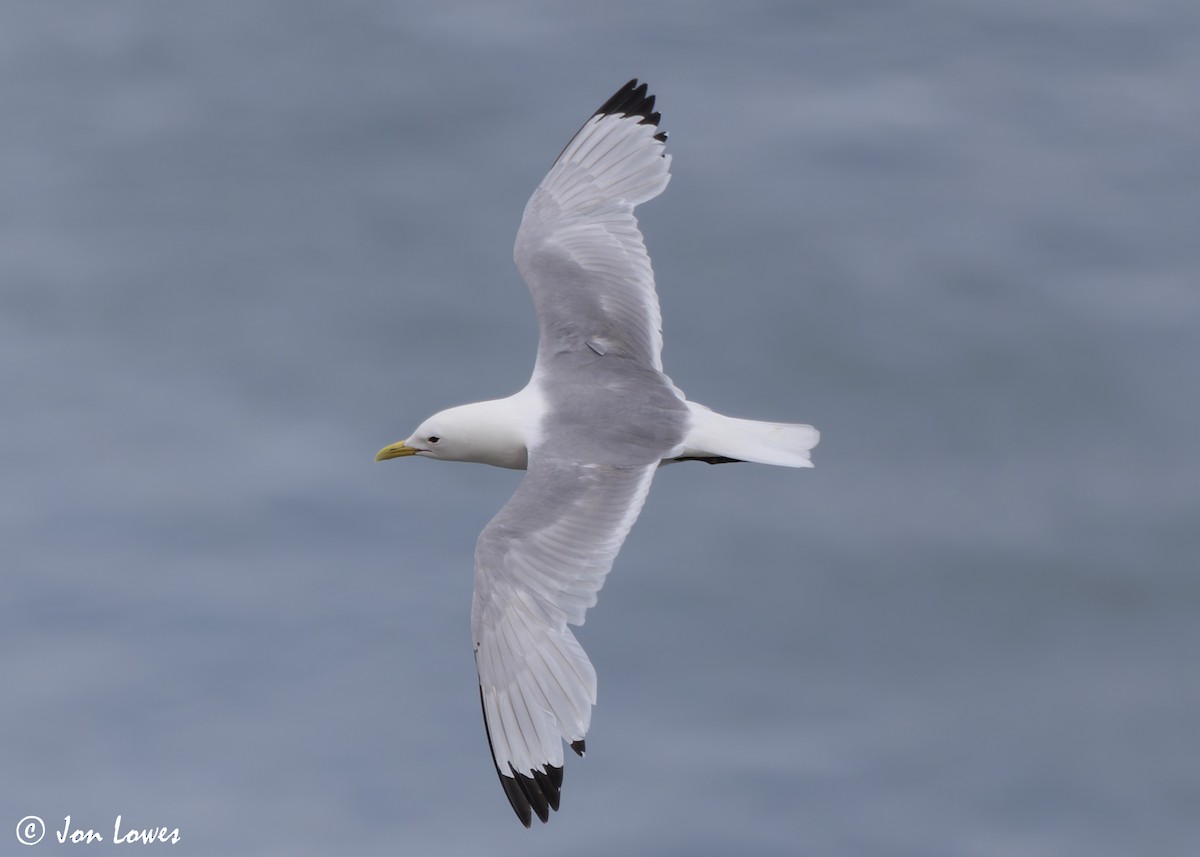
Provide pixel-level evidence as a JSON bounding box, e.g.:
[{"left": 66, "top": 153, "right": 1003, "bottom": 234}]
[{"left": 4, "top": 2, "right": 1197, "bottom": 855}]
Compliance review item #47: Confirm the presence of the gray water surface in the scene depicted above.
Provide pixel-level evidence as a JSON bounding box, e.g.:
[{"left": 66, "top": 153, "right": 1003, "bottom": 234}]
[{"left": 4, "top": 2, "right": 1198, "bottom": 855}]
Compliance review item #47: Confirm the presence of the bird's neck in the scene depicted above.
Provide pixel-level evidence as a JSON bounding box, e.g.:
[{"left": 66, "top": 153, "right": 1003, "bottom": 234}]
[{"left": 451, "top": 388, "right": 542, "bottom": 470}]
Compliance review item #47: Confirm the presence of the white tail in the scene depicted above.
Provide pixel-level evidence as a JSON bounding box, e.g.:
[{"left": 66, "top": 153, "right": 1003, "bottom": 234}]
[{"left": 679, "top": 402, "right": 819, "bottom": 468}]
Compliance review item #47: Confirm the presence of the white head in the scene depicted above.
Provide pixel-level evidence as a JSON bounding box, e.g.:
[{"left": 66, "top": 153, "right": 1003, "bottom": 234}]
[{"left": 375, "top": 398, "right": 531, "bottom": 470}]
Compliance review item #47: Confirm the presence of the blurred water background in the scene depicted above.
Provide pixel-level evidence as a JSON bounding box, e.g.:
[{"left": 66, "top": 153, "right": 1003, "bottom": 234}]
[{"left": 3, "top": 1, "right": 1198, "bottom": 854}]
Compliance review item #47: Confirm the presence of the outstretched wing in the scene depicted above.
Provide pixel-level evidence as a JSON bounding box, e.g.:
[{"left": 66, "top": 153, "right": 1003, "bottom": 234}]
[
  {"left": 472, "top": 457, "right": 658, "bottom": 826},
  {"left": 515, "top": 79, "right": 672, "bottom": 371},
  {"left": 472, "top": 79, "right": 683, "bottom": 827}
]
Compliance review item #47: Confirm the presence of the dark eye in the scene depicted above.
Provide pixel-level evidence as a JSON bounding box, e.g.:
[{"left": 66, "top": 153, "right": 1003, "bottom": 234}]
[{"left": 427, "top": 436, "right": 440, "bottom": 444}]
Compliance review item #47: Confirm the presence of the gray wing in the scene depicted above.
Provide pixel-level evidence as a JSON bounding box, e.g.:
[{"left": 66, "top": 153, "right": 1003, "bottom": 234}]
[
  {"left": 514, "top": 79, "right": 671, "bottom": 371},
  {"left": 472, "top": 456, "right": 659, "bottom": 826}
]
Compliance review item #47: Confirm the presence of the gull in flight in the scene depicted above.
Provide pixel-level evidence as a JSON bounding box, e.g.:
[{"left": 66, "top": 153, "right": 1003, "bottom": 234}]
[{"left": 376, "top": 79, "right": 818, "bottom": 826}]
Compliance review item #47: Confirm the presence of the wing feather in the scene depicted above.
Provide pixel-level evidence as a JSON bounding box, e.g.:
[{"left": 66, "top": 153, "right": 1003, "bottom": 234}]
[
  {"left": 472, "top": 457, "right": 658, "bottom": 825},
  {"left": 471, "top": 80, "right": 683, "bottom": 827},
  {"left": 514, "top": 79, "right": 671, "bottom": 371}
]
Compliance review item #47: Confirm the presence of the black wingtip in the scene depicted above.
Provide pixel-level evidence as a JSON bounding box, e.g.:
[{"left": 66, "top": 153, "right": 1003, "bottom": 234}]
[
  {"left": 570, "top": 738, "right": 586, "bottom": 757},
  {"left": 499, "top": 774, "right": 534, "bottom": 828},
  {"left": 479, "top": 685, "right": 568, "bottom": 827},
  {"left": 496, "top": 763, "right": 563, "bottom": 826},
  {"left": 594, "top": 79, "right": 666, "bottom": 141},
  {"left": 671, "top": 455, "right": 743, "bottom": 465},
  {"left": 509, "top": 764, "right": 553, "bottom": 824},
  {"left": 533, "top": 767, "right": 562, "bottom": 812}
]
